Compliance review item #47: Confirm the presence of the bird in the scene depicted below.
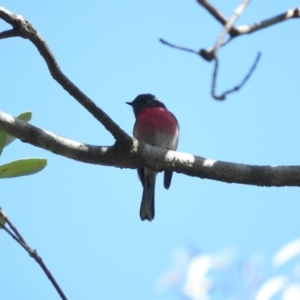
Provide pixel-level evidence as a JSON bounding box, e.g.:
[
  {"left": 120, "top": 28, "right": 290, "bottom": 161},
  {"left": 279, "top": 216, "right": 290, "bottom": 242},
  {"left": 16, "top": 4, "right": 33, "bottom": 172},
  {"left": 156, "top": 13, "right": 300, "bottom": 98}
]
[{"left": 126, "top": 94, "right": 179, "bottom": 221}]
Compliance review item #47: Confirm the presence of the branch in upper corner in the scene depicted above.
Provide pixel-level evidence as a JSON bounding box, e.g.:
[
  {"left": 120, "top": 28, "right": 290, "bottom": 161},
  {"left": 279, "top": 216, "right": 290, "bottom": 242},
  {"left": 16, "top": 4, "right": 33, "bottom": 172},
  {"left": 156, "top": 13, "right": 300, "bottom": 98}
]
[
  {"left": 0, "top": 209, "right": 68, "bottom": 300},
  {"left": 196, "top": 1, "right": 300, "bottom": 39},
  {"left": 0, "top": 7, "right": 130, "bottom": 142},
  {"left": 211, "top": 52, "right": 261, "bottom": 100},
  {"left": 234, "top": 7, "right": 300, "bottom": 36},
  {"left": 161, "top": 0, "right": 257, "bottom": 100},
  {"left": 160, "top": 2, "right": 298, "bottom": 102}
]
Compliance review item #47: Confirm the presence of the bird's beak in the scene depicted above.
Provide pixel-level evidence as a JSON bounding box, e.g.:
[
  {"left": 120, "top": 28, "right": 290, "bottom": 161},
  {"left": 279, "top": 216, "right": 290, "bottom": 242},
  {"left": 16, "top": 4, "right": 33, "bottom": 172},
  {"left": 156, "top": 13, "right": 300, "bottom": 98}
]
[{"left": 126, "top": 102, "right": 133, "bottom": 106}]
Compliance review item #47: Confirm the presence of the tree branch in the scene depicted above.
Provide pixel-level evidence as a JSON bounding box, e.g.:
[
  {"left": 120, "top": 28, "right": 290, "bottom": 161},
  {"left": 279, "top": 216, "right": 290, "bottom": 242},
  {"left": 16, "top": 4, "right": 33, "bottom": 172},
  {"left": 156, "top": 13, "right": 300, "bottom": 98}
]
[
  {"left": 208, "top": 0, "right": 252, "bottom": 100},
  {"left": 0, "top": 209, "right": 68, "bottom": 300},
  {"left": 212, "top": 0, "right": 250, "bottom": 55},
  {"left": 162, "top": 4, "right": 300, "bottom": 53},
  {"left": 196, "top": 0, "right": 240, "bottom": 37},
  {"left": 211, "top": 52, "right": 261, "bottom": 100},
  {"left": 0, "top": 28, "right": 18, "bottom": 39},
  {"left": 159, "top": 38, "right": 199, "bottom": 54},
  {"left": 232, "top": 7, "right": 300, "bottom": 36},
  {"left": 0, "top": 6, "right": 130, "bottom": 142},
  {"left": 0, "top": 6, "right": 299, "bottom": 186},
  {"left": 161, "top": 2, "right": 299, "bottom": 99},
  {"left": 197, "top": 1, "right": 300, "bottom": 38},
  {"left": 1, "top": 111, "right": 300, "bottom": 187}
]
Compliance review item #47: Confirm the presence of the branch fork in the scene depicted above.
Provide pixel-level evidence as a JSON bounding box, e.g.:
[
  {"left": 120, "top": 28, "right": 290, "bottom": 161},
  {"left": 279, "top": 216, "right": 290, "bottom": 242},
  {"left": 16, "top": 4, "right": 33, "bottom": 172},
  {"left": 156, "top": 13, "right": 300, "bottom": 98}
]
[{"left": 161, "top": 1, "right": 299, "bottom": 100}]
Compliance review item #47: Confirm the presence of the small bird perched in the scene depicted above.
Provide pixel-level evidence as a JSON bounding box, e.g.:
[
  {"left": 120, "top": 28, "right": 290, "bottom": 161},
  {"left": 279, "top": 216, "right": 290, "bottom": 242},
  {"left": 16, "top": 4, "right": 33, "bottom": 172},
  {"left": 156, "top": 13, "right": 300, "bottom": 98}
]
[{"left": 126, "top": 94, "right": 179, "bottom": 221}]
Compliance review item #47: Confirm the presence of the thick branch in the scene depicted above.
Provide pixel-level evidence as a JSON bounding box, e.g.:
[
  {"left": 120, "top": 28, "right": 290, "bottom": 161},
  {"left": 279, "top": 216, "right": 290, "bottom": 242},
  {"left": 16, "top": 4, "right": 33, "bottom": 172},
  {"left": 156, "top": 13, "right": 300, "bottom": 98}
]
[
  {"left": 1, "top": 111, "right": 300, "bottom": 187},
  {"left": 0, "top": 7, "right": 129, "bottom": 142}
]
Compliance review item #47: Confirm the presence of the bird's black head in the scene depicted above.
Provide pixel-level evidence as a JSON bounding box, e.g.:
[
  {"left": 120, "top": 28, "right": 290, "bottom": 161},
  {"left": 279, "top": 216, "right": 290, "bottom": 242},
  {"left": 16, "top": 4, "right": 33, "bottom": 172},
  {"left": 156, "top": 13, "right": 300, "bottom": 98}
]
[{"left": 126, "top": 94, "right": 166, "bottom": 115}]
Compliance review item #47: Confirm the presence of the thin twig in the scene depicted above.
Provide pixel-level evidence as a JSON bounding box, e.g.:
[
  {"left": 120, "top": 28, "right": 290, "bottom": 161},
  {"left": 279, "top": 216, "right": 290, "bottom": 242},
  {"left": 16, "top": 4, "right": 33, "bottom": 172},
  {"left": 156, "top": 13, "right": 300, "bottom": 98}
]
[
  {"left": 212, "top": 52, "right": 261, "bottom": 100},
  {"left": 159, "top": 38, "right": 199, "bottom": 54},
  {"left": 0, "top": 7, "right": 130, "bottom": 142},
  {"left": 0, "top": 209, "right": 68, "bottom": 300},
  {"left": 2, "top": 225, "right": 25, "bottom": 248},
  {"left": 211, "top": 55, "right": 220, "bottom": 99},
  {"left": 2, "top": 225, "right": 32, "bottom": 254},
  {"left": 4, "top": 213, "right": 27, "bottom": 244},
  {"left": 210, "top": 0, "right": 253, "bottom": 100},
  {"left": 0, "top": 29, "right": 18, "bottom": 39}
]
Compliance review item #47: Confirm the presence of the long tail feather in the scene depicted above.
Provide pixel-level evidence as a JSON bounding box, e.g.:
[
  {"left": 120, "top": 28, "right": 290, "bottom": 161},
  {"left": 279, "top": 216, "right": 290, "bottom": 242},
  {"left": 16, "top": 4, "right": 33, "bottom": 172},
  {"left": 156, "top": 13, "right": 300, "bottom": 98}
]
[{"left": 140, "top": 176, "right": 156, "bottom": 221}]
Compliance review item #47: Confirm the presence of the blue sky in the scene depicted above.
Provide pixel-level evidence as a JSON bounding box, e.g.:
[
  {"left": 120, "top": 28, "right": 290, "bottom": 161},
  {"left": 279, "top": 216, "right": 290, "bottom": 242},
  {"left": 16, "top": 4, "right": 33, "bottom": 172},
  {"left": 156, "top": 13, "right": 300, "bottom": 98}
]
[{"left": 0, "top": 1, "right": 299, "bottom": 299}]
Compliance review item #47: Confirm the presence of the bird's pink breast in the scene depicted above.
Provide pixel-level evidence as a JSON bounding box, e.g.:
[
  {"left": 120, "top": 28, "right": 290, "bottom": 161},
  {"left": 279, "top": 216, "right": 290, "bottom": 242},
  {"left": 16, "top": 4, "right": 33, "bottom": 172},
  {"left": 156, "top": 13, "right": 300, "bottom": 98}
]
[{"left": 133, "top": 107, "right": 179, "bottom": 150}]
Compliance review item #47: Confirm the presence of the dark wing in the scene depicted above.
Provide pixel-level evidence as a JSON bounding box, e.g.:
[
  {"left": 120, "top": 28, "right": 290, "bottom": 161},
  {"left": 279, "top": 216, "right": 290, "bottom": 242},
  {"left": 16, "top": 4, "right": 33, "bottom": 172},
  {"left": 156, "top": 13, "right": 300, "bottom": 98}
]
[{"left": 164, "top": 171, "right": 173, "bottom": 189}]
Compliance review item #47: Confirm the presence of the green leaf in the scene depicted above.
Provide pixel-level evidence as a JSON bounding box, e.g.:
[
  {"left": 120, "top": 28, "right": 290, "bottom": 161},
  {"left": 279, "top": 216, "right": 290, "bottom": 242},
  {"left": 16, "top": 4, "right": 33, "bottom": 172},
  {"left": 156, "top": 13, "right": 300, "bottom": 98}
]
[
  {"left": 0, "top": 158, "right": 47, "bottom": 178},
  {"left": 0, "top": 131, "right": 6, "bottom": 156},
  {"left": 5, "top": 111, "right": 32, "bottom": 147}
]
